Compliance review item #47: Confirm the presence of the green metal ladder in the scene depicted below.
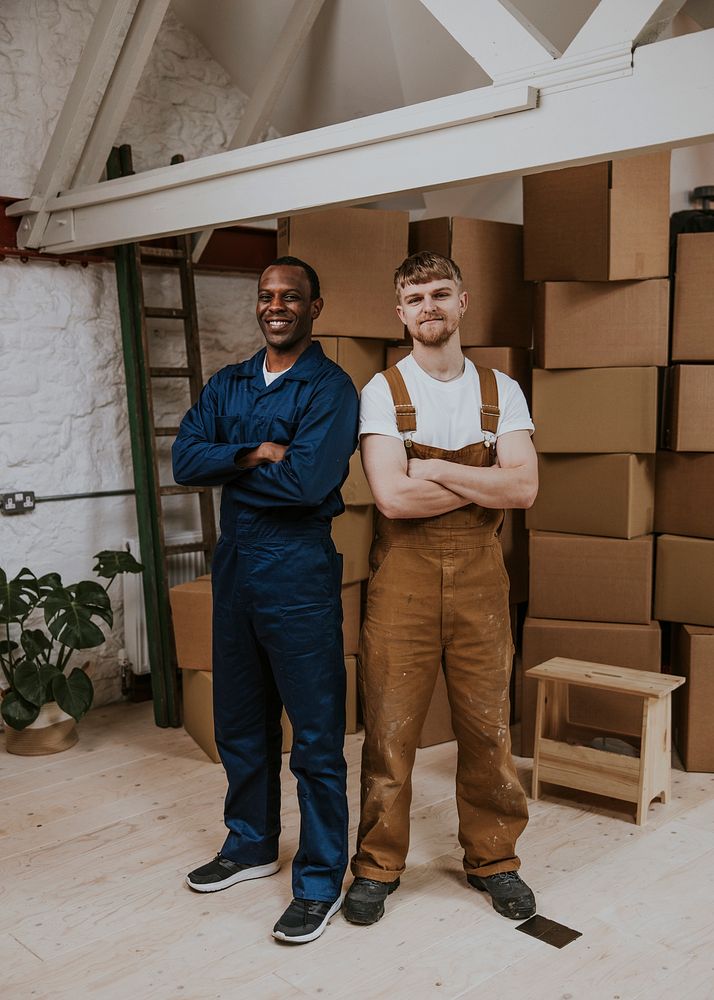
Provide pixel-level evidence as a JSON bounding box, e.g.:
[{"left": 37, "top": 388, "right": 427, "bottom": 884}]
[{"left": 108, "top": 145, "right": 216, "bottom": 728}]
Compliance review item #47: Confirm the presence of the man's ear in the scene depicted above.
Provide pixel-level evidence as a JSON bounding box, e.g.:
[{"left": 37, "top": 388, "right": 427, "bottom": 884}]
[
  {"left": 459, "top": 290, "right": 469, "bottom": 315},
  {"left": 310, "top": 297, "right": 324, "bottom": 320},
  {"left": 396, "top": 302, "right": 406, "bottom": 325}
]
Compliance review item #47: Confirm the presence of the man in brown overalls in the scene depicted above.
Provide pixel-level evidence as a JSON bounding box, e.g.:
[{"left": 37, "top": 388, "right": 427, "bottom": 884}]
[{"left": 344, "top": 251, "right": 538, "bottom": 925}]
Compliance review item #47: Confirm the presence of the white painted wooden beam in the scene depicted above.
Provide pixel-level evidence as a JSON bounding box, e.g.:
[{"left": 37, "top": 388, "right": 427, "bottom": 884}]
[
  {"left": 72, "top": 0, "right": 171, "bottom": 188},
  {"left": 417, "top": 0, "right": 559, "bottom": 80},
  {"left": 566, "top": 0, "right": 689, "bottom": 57},
  {"left": 17, "top": 0, "right": 137, "bottom": 248},
  {"left": 12, "top": 28, "right": 714, "bottom": 255},
  {"left": 192, "top": 0, "right": 327, "bottom": 262}
]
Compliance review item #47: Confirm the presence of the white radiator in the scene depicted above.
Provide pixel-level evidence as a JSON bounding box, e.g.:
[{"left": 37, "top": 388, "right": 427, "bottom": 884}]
[{"left": 122, "top": 534, "right": 206, "bottom": 675}]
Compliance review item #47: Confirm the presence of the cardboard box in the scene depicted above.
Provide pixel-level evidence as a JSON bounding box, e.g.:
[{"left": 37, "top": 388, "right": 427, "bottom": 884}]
[
  {"left": 182, "top": 669, "right": 293, "bottom": 763},
  {"left": 532, "top": 367, "right": 659, "bottom": 454},
  {"left": 520, "top": 618, "right": 662, "bottom": 756},
  {"left": 385, "top": 345, "right": 532, "bottom": 400},
  {"left": 169, "top": 579, "right": 212, "bottom": 670},
  {"left": 534, "top": 280, "right": 669, "bottom": 369},
  {"left": 672, "top": 233, "right": 714, "bottom": 362},
  {"left": 278, "top": 208, "right": 407, "bottom": 340},
  {"left": 332, "top": 505, "right": 374, "bottom": 584},
  {"left": 655, "top": 451, "right": 714, "bottom": 539},
  {"left": 418, "top": 669, "right": 455, "bottom": 748},
  {"left": 409, "top": 217, "right": 532, "bottom": 347},
  {"left": 526, "top": 454, "right": 655, "bottom": 539},
  {"left": 523, "top": 152, "right": 670, "bottom": 281},
  {"left": 528, "top": 531, "right": 654, "bottom": 625},
  {"left": 655, "top": 534, "right": 714, "bottom": 626},
  {"left": 316, "top": 337, "right": 385, "bottom": 391},
  {"left": 671, "top": 624, "right": 714, "bottom": 772},
  {"left": 662, "top": 365, "right": 714, "bottom": 451},
  {"left": 341, "top": 451, "right": 374, "bottom": 506},
  {"left": 342, "top": 582, "right": 361, "bottom": 656},
  {"left": 501, "top": 508, "right": 529, "bottom": 604}
]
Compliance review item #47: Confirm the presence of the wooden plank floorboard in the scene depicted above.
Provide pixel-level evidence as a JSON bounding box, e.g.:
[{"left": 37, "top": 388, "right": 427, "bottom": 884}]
[{"left": 2, "top": 702, "right": 713, "bottom": 1000}]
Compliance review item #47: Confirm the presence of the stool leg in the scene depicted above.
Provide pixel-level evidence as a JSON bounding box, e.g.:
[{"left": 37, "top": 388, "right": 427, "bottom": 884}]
[
  {"left": 657, "top": 695, "right": 672, "bottom": 805},
  {"left": 636, "top": 698, "right": 658, "bottom": 826},
  {"left": 532, "top": 681, "right": 545, "bottom": 800}
]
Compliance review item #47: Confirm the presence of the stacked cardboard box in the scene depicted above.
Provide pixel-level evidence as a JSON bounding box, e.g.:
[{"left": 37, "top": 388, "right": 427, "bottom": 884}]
[
  {"left": 521, "top": 153, "right": 671, "bottom": 756},
  {"left": 654, "top": 233, "right": 714, "bottom": 770},
  {"left": 170, "top": 576, "right": 361, "bottom": 762}
]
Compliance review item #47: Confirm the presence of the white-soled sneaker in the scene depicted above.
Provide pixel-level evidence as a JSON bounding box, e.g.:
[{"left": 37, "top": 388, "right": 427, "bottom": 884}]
[
  {"left": 186, "top": 854, "right": 280, "bottom": 893},
  {"left": 272, "top": 895, "right": 343, "bottom": 944}
]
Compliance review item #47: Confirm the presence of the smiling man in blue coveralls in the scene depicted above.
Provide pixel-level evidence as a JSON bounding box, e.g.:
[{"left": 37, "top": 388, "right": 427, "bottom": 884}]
[{"left": 172, "top": 256, "right": 359, "bottom": 944}]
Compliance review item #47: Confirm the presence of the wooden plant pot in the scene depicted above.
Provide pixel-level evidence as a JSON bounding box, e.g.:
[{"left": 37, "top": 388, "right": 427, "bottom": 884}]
[{"left": 4, "top": 702, "right": 78, "bottom": 756}]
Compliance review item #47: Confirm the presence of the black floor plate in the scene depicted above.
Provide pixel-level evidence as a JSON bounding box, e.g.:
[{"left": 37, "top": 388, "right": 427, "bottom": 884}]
[{"left": 516, "top": 914, "right": 582, "bottom": 949}]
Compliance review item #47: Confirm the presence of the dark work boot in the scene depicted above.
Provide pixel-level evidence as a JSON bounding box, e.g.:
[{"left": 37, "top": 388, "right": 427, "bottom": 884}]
[
  {"left": 467, "top": 871, "right": 536, "bottom": 920},
  {"left": 343, "top": 876, "right": 400, "bottom": 925}
]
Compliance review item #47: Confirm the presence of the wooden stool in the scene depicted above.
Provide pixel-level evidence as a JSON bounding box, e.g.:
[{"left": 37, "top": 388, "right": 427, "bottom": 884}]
[{"left": 527, "top": 657, "right": 685, "bottom": 825}]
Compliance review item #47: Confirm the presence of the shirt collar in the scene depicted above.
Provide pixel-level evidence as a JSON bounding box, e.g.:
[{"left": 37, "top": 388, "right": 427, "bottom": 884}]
[{"left": 232, "top": 341, "right": 325, "bottom": 382}]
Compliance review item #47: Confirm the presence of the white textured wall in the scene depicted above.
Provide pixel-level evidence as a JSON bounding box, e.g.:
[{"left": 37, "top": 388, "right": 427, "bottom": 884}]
[{"left": 0, "top": 2, "right": 265, "bottom": 707}]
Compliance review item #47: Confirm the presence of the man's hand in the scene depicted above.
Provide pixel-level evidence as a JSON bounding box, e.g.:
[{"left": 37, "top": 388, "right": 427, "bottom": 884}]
[
  {"left": 236, "top": 442, "right": 287, "bottom": 470},
  {"left": 407, "top": 458, "right": 445, "bottom": 482}
]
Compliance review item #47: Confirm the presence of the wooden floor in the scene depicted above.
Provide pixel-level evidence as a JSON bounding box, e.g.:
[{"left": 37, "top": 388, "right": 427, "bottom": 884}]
[{"left": 2, "top": 702, "right": 713, "bottom": 1000}]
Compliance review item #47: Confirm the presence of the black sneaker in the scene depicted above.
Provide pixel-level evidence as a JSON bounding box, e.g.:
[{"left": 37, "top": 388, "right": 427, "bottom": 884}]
[
  {"left": 343, "top": 876, "right": 400, "bottom": 925},
  {"left": 272, "top": 896, "right": 343, "bottom": 944},
  {"left": 186, "top": 854, "right": 280, "bottom": 893},
  {"left": 467, "top": 871, "right": 536, "bottom": 920}
]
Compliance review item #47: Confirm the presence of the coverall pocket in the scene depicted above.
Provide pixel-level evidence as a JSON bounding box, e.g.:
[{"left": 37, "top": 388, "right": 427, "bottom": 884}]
[
  {"left": 488, "top": 543, "right": 511, "bottom": 591},
  {"left": 266, "top": 415, "right": 299, "bottom": 445},
  {"left": 368, "top": 540, "right": 392, "bottom": 586},
  {"left": 214, "top": 415, "right": 244, "bottom": 444}
]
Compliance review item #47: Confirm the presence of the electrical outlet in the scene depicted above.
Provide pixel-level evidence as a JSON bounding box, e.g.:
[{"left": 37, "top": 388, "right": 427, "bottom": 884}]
[{"left": 1, "top": 491, "right": 35, "bottom": 515}]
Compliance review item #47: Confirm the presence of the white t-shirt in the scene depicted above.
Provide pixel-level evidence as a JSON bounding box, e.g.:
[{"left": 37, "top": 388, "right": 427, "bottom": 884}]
[
  {"left": 359, "top": 353, "right": 534, "bottom": 449},
  {"left": 263, "top": 358, "right": 294, "bottom": 386}
]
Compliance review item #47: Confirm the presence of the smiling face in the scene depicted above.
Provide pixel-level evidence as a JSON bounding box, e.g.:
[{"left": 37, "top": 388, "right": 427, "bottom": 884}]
[
  {"left": 256, "top": 265, "right": 323, "bottom": 352},
  {"left": 396, "top": 276, "right": 468, "bottom": 346}
]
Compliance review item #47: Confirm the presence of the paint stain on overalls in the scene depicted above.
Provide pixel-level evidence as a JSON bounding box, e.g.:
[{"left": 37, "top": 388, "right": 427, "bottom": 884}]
[{"left": 351, "top": 364, "right": 529, "bottom": 882}]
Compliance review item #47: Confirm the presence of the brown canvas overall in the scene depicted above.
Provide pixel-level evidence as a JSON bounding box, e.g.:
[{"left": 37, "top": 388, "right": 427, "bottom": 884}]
[{"left": 352, "top": 364, "right": 529, "bottom": 882}]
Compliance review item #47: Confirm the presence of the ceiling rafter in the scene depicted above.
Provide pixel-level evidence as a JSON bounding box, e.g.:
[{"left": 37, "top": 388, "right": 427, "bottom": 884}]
[
  {"left": 417, "top": 0, "right": 559, "bottom": 81},
  {"left": 565, "top": 0, "right": 690, "bottom": 56}
]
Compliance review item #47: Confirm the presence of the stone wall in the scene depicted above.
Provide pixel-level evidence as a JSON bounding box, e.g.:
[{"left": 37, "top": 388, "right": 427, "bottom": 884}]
[{"left": 0, "top": 2, "right": 264, "bottom": 706}]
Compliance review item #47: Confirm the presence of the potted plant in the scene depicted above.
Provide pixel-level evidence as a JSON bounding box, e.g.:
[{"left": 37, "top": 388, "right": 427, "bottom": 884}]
[{"left": 0, "top": 550, "right": 143, "bottom": 755}]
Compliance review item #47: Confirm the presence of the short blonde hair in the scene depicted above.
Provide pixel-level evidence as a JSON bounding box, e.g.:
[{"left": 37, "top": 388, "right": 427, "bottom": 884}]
[{"left": 394, "top": 251, "right": 462, "bottom": 296}]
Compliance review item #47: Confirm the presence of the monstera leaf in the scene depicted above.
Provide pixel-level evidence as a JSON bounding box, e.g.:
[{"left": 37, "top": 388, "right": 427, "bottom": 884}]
[
  {"left": 13, "top": 658, "right": 59, "bottom": 708},
  {"left": 92, "top": 550, "right": 143, "bottom": 579},
  {"left": 0, "top": 689, "right": 40, "bottom": 730},
  {"left": 44, "top": 582, "right": 113, "bottom": 650},
  {"left": 20, "top": 629, "right": 52, "bottom": 661},
  {"left": 0, "top": 568, "right": 39, "bottom": 624},
  {"left": 37, "top": 572, "right": 63, "bottom": 596},
  {"left": 51, "top": 668, "right": 94, "bottom": 722}
]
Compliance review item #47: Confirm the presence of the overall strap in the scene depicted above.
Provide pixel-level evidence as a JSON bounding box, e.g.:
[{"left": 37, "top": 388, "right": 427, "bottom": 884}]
[
  {"left": 382, "top": 366, "right": 417, "bottom": 434},
  {"left": 476, "top": 366, "right": 500, "bottom": 452}
]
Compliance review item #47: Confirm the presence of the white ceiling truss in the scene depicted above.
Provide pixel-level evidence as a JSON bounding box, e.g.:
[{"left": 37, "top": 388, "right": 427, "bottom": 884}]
[{"left": 8, "top": 0, "right": 713, "bottom": 255}]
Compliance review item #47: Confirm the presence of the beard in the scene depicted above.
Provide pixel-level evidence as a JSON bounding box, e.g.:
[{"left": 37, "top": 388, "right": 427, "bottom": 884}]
[{"left": 410, "top": 313, "right": 460, "bottom": 347}]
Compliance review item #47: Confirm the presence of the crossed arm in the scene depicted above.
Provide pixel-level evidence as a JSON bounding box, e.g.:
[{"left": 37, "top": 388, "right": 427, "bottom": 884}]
[{"left": 360, "top": 430, "right": 538, "bottom": 520}]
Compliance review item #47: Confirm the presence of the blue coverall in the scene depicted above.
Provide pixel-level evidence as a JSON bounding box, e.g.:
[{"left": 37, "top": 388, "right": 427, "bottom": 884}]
[{"left": 172, "top": 341, "right": 359, "bottom": 902}]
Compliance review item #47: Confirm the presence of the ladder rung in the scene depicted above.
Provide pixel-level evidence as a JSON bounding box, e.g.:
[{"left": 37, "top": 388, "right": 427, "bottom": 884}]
[
  {"left": 140, "top": 246, "right": 184, "bottom": 262},
  {"left": 154, "top": 426, "right": 180, "bottom": 436},
  {"left": 150, "top": 367, "right": 193, "bottom": 378},
  {"left": 145, "top": 306, "right": 188, "bottom": 319},
  {"left": 159, "top": 485, "right": 207, "bottom": 496},
  {"left": 165, "top": 541, "right": 210, "bottom": 556}
]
